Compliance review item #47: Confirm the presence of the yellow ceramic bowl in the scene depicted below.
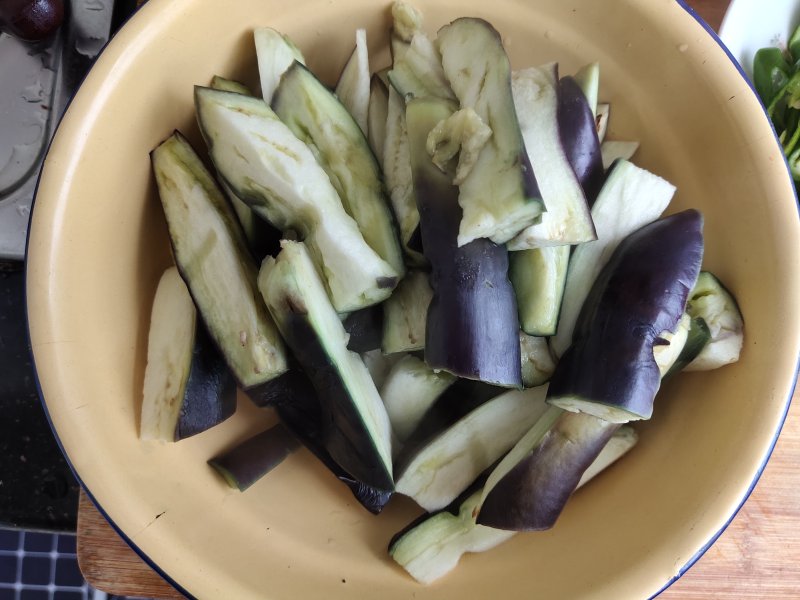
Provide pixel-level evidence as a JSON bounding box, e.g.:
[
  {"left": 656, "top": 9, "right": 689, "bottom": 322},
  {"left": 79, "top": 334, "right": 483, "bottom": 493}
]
[{"left": 26, "top": 0, "right": 800, "bottom": 598}]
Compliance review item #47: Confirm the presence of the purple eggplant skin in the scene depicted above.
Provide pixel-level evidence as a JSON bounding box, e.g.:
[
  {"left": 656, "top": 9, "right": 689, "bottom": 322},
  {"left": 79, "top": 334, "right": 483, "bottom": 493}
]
[
  {"left": 342, "top": 305, "right": 384, "bottom": 353},
  {"left": 406, "top": 96, "right": 522, "bottom": 387},
  {"left": 208, "top": 424, "right": 299, "bottom": 491},
  {"left": 176, "top": 322, "right": 237, "bottom": 440},
  {"left": 254, "top": 369, "right": 394, "bottom": 514},
  {"left": 476, "top": 412, "right": 618, "bottom": 531},
  {"left": 548, "top": 209, "right": 704, "bottom": 421},
  {"left": 558, "top": 76, "right": 604, "bottom": 207}
]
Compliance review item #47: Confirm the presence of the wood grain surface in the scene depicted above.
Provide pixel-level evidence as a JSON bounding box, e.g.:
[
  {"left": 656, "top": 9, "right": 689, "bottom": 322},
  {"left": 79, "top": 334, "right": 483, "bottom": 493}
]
[{"left": 76, "top": 1, "right": 800, "bottom": 598}]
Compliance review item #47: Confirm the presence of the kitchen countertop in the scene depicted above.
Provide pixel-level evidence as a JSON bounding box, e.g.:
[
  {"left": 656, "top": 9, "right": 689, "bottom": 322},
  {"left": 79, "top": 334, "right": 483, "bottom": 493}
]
[{"left": 72, "top": 0, "right": 800, "bottom": 598}]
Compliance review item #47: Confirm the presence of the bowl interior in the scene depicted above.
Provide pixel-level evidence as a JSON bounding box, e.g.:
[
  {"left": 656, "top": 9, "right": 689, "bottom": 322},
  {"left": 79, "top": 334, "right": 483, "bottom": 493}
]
[{"left": 27, "top": 0, "right": 800, "bottom": 598}]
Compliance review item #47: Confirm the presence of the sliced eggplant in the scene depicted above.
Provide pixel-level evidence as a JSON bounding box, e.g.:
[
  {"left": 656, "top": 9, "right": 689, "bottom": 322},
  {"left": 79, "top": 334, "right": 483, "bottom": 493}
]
[
  {"left": 547, "top": 210, "right": 704, "bottom": 423},
  {"left": 684, "top": 272, "right": 744, "bottom": 371},
  {"left": 368, "top": 75, "right": 390, "bottom": 165},
  {"left": 342, "top": 305, "right": 383, "bottom": 353},
  {"left": 550, "top": 159, "right": 676, "bottom": 358},
  {"left": 151, "top": 132, "right": 287, "bottom": 388},
  {"left": 573, "top": 62, "right": 600, "bottom": 117},
  {"left": 258, "top": 241, "right": 394, "bottom": 491},
  {"left": 254, "top": 27, "right": 305, "bottom": 103},
  {"left": 435, "top": 18, "right": 544, "bottom": 246},
  {"left": 476, "top": 409, "right": 615, "bottom": 531},
  {"left": 388, "top": 31, "right": 455, "bottom": 101},
  {"left": 208, "top": 76, "right": 282, "bottom": 260},
  {"left": 384, "top": 84, "right": 425, "bottom": 264},
  {"left": 406, "top": 96, "right": 522, "bottom": 387},
  {"left": 558, "top": 75, "right": 605, "bottom": 208},
  {"left": 140, "top": 267, "right": 236, "bottom": 441},
  {"left": 382, "top": 269, "right": 432, "bottom": 354},
  {"left": 335, "top": 28, "right": 370, "bottom": 134},
  {"left": 273, "top": 62, "right": 405, "bottom": 277},
  {"left": 507, "top": 65, "right": 596, "bottom": 249},
  {"left": 510, "top": 245, "right": 569, "bottom": 337},
  {"left": 395, "top": 386, "right": 550, "bottom": 512},
  {"left": 208, "top": 424, "right": 299, "bottom": 491},
  {"left": 601, "top": 140, "right": 640, "bottom": 170},
  {"left": 195, "top": 87, "right": 398, "bottom": 312},
  {"left": 380, "top": 354, "right": 456, "bottom": 442},
  {"left": 519, "top": 332, "right": 556, "bottom": 388}
]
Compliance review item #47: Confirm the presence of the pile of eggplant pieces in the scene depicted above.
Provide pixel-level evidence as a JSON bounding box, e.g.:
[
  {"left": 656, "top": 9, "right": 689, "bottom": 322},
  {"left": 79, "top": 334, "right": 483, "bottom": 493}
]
[{"left": 140, "top": 1, "right": 745, "bottom": 584}]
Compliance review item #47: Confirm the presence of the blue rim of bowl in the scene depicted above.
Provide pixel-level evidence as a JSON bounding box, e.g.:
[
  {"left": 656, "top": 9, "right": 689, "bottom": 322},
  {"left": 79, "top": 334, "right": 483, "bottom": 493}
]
[{"left": 23, "top": 1, "right": 800, "bottom": 599}]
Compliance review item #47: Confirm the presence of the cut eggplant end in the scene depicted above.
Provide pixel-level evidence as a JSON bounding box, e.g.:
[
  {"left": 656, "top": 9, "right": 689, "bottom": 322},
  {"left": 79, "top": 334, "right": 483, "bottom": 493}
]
[
  {"left": 520, "top": 332, "right": 556, "bottom": 388},
  {"left": 547, "top": 396, "right": 645, "bottom": 423},
  {"left": 208, "top": 424, "right": 299, "bottom": 491},
  {"left": 685, "top": 333, "right": 743, "bottom": 371}
]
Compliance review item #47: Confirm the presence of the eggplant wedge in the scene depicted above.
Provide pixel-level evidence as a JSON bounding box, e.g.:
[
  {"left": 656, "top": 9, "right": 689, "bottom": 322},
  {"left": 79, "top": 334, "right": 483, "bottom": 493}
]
[
  {"left": 684, "top": 272, "right": 744, "bottom": 371},
  {"left": 510, "top": 245, "right": 569, "bottom": 337},
  {"left": 335, "top": 28, "right": 370, "bottom": 135},
  {"left": 273, "top": 62, "right": 405, "bottom": 277},
  {"left": 557, "top": 75, "right": 605, "bottom": 208},
  {"left": 208, "top": 424, "right": 299, "bottom": 491},
  {"left": 507, "top": 64, "right": 596, "bottom": 249},
  {"left": 389, "top": 425, "right": 638, "bottom": 584},
  {"left": 195, "top": 87, "right": 399, "bottom": 312},
  {"left": 550, "top": 159, "right": 676, "bottom": 358},
  {"left": 435, "top": 18, "right": 544, "bottom": 246},
  {"left": 258, "top": 241, "right": 394, "bottom": 491},
  {"left": 254, "top": 27, "right": 305, "bottom": 103},
  {"left": 573, "top": 62, "right": 600, "bottom": 116},
  {"left": 208, "top": 76, "right": 282, "bottom": 261},
  {"left": 395, "top": 386, "right": 550, "bottom": 512},
  {"left": 140, "top": 267, "right": 236, "bottom": 441},
  {"left": 380, "top": 355, "right": 456, "bottom": 442},
  {"left": 407, "top": 96, "right": 522, "bottom": 387},
  {"left": 150, "top": 132, "right": 287, "bottom": 388},
  {"left": 368, "top": 75, "right": 390, "bottom": 165},
  {"left": 548, "top": 210, "right": 704, "bottom": 423},
  {"left": 382, "top": 269, "right": 432, "bottom": 354},
  {"left": 601, "top": 140, "right": 640, "bottom": 170},
  {"left": 384, "top": 84, "right": 425, "bottom": 264},
  {"left": 259, "top": 370, "right": 393, "bottom": 513}
]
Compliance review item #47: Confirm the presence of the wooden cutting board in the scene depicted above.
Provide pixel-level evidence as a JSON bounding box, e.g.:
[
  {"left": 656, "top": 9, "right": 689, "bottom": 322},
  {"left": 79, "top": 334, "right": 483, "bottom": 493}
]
[{"left": 76, "top": 1, "right": 800, "bottom": 597}]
